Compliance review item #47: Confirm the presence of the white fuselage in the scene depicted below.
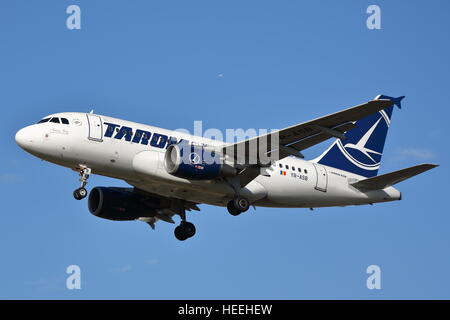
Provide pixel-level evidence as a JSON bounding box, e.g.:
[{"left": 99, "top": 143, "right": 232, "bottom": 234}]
[{"left": 15, "top": 112, "right": 401, "bottom": 209}]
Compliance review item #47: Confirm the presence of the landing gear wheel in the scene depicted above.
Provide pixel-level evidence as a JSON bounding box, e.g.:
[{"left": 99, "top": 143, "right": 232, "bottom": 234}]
[
  {"left": 174, "top": 222, "right": 196, "bottom": 241},
  {"left": 227, "top": 201, "right": 242, "bottom": 216},
  {"left": 73, "top": 166, "right": 91, "bottom": 200},
  {"left": 233, "top": 196, "right": 250, "bottom": 212},
  {"left": 73, "top": 187, "right": 87, "bottom": 200},
  {"left": 182, "top": 222, "right": 196, "bottom": 238},
  {"left": 174, "top": 225, "right": 188, "bottom": 241}
]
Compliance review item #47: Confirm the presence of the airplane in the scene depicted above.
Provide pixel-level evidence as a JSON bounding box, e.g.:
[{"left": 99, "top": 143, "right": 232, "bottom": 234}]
[{"left": 15, "top": 95, "right": 438, "bottom": 241}]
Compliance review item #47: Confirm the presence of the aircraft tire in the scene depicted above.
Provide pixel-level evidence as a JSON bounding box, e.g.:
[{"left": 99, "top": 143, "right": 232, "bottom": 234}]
[
  {"left": 233, "top": 196, "right": 250, "bottom": 212},
  {"left": 174, "top": 225, "right": 187, "bottom": 241},
  {"left": 182, "top": 222, "right": 196, "bottom": 238},
  {"left": 227, "top": 201, "right": 242, "bottom": 216},
  {"left": 73, "top": 187, "right": 87, "bottom": 200}
]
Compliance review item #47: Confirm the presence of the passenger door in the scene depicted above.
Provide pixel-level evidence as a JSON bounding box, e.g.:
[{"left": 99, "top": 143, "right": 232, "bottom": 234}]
[
  {"left": 86, "top": 114, "right": 103, "bottom": 142},
  {"left": 313, "top": 163, "right": 328, "bottom": 192}
]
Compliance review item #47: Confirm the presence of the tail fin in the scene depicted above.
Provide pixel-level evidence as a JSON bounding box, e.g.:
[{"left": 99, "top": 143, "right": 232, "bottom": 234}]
[{"left": 315, "top": 95, "right": 404, "bottom": 177}]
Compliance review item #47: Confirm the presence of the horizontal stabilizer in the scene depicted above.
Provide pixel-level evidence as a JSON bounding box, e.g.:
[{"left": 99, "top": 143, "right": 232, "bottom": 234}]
[{"left": 351, "top": 163, "right": 438, "bottom": 190}]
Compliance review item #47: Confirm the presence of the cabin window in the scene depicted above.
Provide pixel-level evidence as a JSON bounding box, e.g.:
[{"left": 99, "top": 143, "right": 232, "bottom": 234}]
[
  {"left": 292, "top": 166, "right": 295, "bottom": 171},
  {"left": 304, "top": 169, "right": 308, "bottom": 174},
  {"left": 279, "top": 163, "right": 282, "bottom": 168},
  {"left": 285, "top": 165, "right": 289, "bottom": 169},
  {"left": 61, "top": 118, "right": 69, "bottom": 124},
  {"left": 50, "top": 117, "right": 60, "bottom": 123}
]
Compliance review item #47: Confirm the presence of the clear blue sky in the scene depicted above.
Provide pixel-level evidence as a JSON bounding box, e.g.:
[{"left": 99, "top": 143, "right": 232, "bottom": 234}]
[{"left": 0, "top": 0, "right": 449, "bottom": 299}]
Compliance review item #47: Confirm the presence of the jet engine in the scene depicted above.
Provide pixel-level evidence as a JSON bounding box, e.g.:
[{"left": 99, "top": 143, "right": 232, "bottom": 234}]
[
  {"left": 88, "top": 187, "right": 158, "bottom": 221},
  {"left": 164, "top": 144, "right": 236, "bottom": 180}
]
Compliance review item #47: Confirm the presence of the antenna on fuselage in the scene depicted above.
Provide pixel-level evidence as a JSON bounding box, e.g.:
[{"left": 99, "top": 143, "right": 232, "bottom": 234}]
[{"left": 89, "top": 109, "right": 94, "bottom": 114}]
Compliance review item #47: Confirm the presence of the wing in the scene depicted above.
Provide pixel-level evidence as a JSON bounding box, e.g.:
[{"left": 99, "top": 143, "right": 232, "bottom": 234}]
[
  {"left": 223, "top": 98, "right": 395, "bottom": 186},
  {"left": 224, "top": 98, "right": 394, "bottom": 164},
  {"left": 127, "top": 188, "right": 200, "bottom": 229}
]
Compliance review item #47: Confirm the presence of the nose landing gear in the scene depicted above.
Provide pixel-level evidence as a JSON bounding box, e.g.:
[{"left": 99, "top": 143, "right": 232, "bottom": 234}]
[
  {"left": 73, "top": 166, "right": 91, "bottom": 200},
  {"left": 73, "top": 187, "right": 87, "bottom": 200}
]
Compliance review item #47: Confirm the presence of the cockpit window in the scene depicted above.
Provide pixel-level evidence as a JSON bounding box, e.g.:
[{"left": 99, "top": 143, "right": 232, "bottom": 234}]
[
  {"left": 37, "top": 117, "right": 68, "bottom": 124},
  {"left": 37, "top": 118, "right": 50, "bottom": 124}
]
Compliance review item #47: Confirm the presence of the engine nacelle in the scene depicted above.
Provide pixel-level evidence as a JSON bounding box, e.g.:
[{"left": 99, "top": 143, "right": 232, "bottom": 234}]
[
  {"left": 164, "top": 144, "right": 236, "bottom": 180},
  {"left": 88, "top": 187, "right": 156, "bottom": 221}
]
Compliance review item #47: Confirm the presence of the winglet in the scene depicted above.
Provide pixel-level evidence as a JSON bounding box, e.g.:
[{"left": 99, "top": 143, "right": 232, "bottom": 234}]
[{"left": 375, "top": 94, "right": 405, "bottom": 109}]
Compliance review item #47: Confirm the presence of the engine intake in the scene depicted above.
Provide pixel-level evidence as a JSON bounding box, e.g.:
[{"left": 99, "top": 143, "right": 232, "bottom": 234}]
[{"left": 164, "top": 144, "right": 236, "bottom": 180}]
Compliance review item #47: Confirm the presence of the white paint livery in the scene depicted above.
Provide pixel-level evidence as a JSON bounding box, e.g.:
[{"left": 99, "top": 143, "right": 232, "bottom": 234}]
[{"left": 15, "top": 97, "right": 437, "bottom": 240}]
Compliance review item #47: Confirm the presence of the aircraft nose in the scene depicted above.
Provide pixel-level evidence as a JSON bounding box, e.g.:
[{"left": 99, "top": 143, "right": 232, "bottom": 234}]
[{"left": 15, "top": 126, "right": 34, "bottom": 150}]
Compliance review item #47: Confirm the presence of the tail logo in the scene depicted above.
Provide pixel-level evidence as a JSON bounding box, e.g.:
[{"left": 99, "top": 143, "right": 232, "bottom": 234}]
[
  {"left": 336, "top": 110, "right": 390, "bottom": 171},
  {"left": 316, "top": 95, "right": 402, "bottom": 177}
]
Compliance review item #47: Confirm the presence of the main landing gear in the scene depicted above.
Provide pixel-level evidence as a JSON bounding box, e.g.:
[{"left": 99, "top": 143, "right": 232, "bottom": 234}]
[
  {"left": 227, "top": 195, "right": 250, "bottom": 216},
  {"left": 174, "top": 205, "right": 196, "bottom": 241},
  {"left": 73, "top": 166, "right": 91, "bottom": 200},
  {"left": 174, "top": 221, "right": 196, "bottom": 241}
]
